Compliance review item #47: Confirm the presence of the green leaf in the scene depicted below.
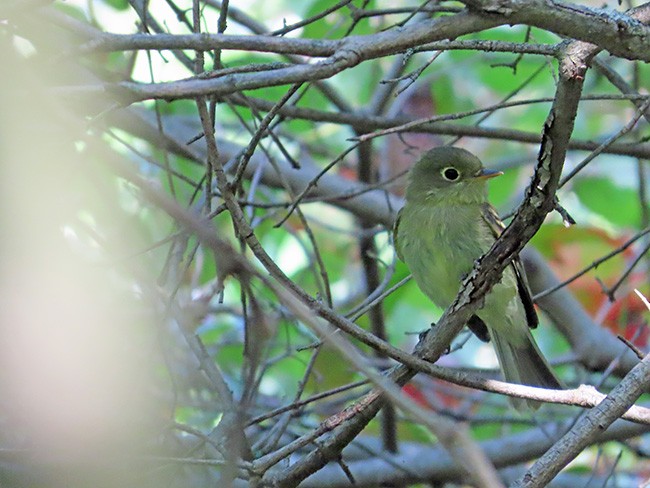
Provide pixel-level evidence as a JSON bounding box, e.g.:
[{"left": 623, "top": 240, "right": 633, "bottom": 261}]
[
  {"left": 573, "top": 177, "right": 641, "bottom": 228},
  {"left": 103, "top": 0, "right": 130, "bottom": 11},
  {"left": 487, "top": 165, "right": 520, "bottom": 209}
]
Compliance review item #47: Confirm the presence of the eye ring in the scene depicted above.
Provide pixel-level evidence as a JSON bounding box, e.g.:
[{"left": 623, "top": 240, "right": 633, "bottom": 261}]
[{"left": 441, "top": 167, "right": 460, "bottom": 181}]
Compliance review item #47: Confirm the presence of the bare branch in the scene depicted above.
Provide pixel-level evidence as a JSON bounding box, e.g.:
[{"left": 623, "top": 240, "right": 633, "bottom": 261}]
[
  {"left": 298, "top": 419, "right": 650, "bottom": 487},
  {"left": 514, "top": 352, "right": 650, "bottom": 487},
  {"left": 460, "top": 0, "right": 650, "bottom": 61}
]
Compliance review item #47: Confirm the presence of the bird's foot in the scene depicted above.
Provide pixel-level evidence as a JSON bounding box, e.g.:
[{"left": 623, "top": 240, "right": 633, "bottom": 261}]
[{"left": 417, "top": 322, "right": 436, "bottom": 342}]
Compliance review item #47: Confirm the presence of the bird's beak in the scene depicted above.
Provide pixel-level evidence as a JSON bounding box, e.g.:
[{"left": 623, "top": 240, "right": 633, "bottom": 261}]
[{"left": 475, "top": 168, "right": 503, "bottom": 180}]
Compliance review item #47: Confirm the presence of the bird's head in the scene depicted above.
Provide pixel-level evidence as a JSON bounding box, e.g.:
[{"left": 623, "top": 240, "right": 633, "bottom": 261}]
[{"left": 405, "top": 146, "right": 502, "bottom": 204}]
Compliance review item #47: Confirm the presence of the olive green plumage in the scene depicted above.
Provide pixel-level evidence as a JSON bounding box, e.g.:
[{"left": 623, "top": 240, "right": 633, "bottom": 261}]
[{"left": 394, "top": 146, "right": 561, "bottom": 409}]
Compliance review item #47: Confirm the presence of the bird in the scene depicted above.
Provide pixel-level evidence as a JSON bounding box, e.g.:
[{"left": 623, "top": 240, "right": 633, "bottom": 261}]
[{"left": 393, "top": 146, "right": 561, "bottom": 409}]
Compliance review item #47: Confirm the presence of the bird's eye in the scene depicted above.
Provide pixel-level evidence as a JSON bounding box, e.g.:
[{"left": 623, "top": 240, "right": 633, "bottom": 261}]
[{"left": 442, "top": 167, "right": 460, "bottom": 181}]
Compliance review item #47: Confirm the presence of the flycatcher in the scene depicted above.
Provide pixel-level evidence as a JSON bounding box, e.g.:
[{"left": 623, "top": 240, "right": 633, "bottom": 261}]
[{"left": 394, "top": 146, "right": 561, "bottom": 408}]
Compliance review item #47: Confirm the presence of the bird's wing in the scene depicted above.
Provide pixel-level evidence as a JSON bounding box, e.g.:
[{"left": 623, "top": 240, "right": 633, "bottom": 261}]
[
  {"left": 467, "top": 315, "right": 491, "bottom": 342},
  {"left": 393, "top": 207, "right": 405, "bottom": 262},
  {"left": 480, "top": 203, "right": 539, "bottom": 329}
]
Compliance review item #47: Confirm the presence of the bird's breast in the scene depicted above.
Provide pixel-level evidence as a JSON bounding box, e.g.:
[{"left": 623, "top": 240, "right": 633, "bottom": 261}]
[{"left": 397, "top": 203, "right": 488, "bottom": 308}]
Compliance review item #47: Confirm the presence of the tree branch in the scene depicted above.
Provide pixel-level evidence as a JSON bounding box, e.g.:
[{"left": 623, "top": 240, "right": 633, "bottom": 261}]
[
  {"left": 460, "top": 0, "right": 650, "bottom": 61},
  {"left": 514, "top": 352, "right": 650, "bottom": 487},
  {"left": 57, "top": 3, "right": 650, "bottom": 103},
  {"left": 296, "top": 419, "right": 650, "bottom": 487}
]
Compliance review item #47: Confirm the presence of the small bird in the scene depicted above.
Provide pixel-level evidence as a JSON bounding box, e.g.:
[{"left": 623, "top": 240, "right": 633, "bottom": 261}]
[{"left": 394, "top": 146, "right": 561, "bottom": 408}]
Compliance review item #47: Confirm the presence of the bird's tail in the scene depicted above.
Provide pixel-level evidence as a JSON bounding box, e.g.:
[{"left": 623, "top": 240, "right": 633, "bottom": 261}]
[{"left": 491, "top": 328, "right": 562, "bottom": 410}]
